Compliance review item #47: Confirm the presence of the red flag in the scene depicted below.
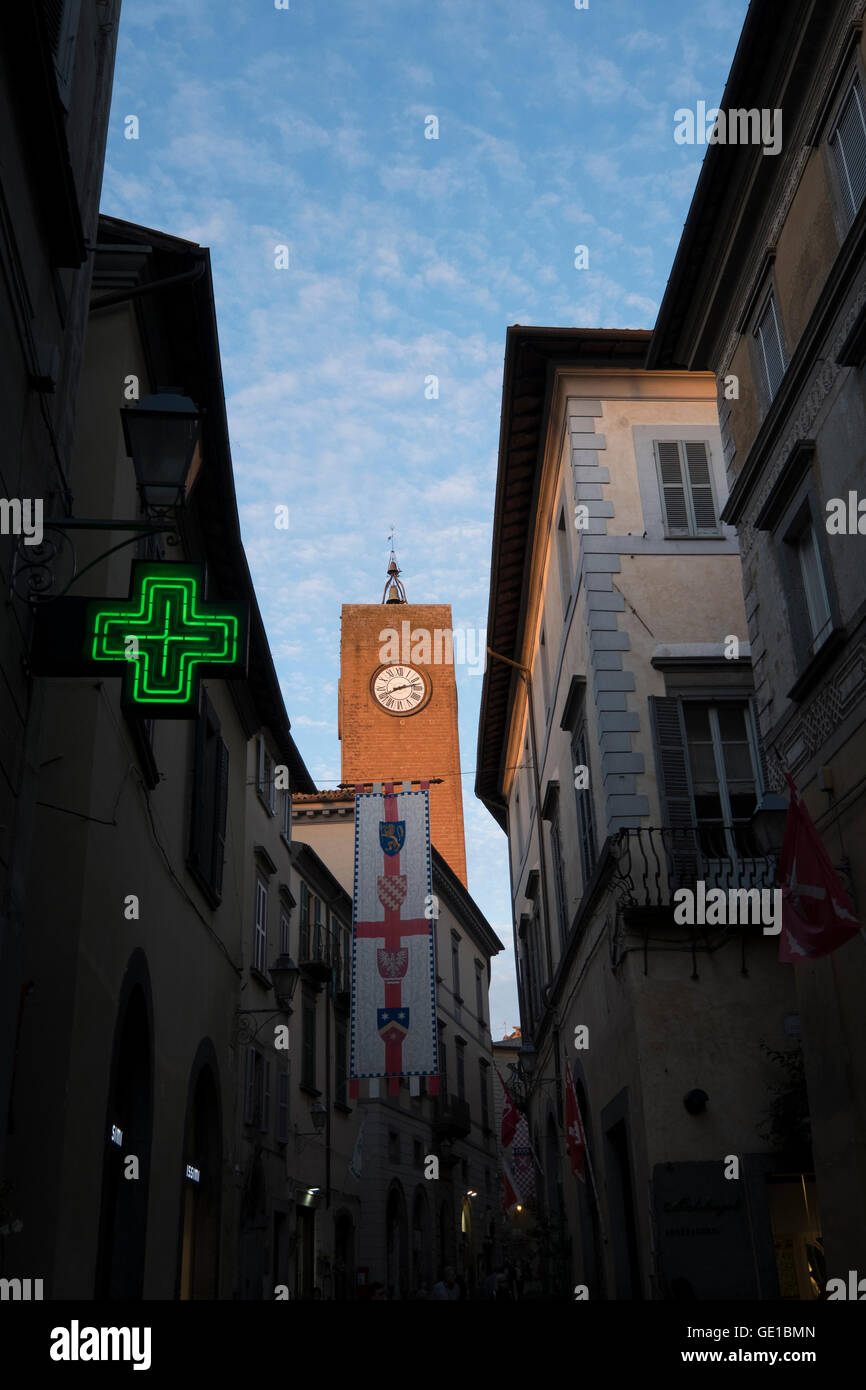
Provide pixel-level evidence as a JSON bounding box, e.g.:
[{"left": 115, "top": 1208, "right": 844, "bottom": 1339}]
[
  {"left": 564, "top": 1060, "right": 587, "bottom": 1184},
  {"left": 495, "top": 1066, "right": 519, "bottom": 1148},
  {"left": 501, "top": 1157, "right": 519, "bottom": 1216},
  {"left": 778, "top": 773, "right": 861, "bottom": 963}
]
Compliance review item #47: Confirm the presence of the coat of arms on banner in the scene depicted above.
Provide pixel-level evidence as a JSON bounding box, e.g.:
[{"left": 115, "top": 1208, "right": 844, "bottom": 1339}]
[
  {"left": 379, "top": 821, "right": 405, "bottom": 855},
  {"left": 350, "top": 787, "right": 438, "bottom": 1090}
]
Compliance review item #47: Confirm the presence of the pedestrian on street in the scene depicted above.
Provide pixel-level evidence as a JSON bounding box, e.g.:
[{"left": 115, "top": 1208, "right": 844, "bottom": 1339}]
[{"left": 430, "top": 1266, "right": 460, "bottom": 1300}]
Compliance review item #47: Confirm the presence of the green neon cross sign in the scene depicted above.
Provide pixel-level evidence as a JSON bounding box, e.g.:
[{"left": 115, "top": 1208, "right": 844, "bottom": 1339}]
[{"left": 85, "top": 563, "right": 249, "bottom": 716}]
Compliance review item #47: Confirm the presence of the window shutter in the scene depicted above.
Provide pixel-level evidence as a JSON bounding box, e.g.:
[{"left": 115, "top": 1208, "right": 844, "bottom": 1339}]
[
  {"left": 832, "top": 76, "right": 866, "bottom": 223},
  {"left": 656, "top": 442, "right": 689, "bottom": 533},
  {"left": 299, "top": 882, "right": 309, "bottom": 958},
  {"left": 262, "top": 1058, "right": 271, "bottom": 1132},
  {"left": 649, "top": 696, "right": 698, "bottom": 889},
  {"left": 684, "top": 442, "right": 718, "bottom": 532},
  {"left": 747, "top": 699, "right": 769, "bottom": 797},
  {"left": 276, "top": 1070, "right": 290, "bottom": 1143},
  {"left": 755, "top": 295, "right": 785, "bottom": 400},
  {"left": 43, "top": 0, "right": 65, "bottom": 54},
  {"left": 244, "top": 1047, "right": 256, "bottom": 1126},
  {"left": 212, "top": 736, "right": 229, "bottom": 896}
]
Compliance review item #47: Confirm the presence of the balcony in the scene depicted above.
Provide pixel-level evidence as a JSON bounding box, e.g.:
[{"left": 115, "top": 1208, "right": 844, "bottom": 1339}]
[
  {"left": 298, "top": 925, "right": 336, "bottom": 987},
  {"left": 432, "top": 1092, "right": 471, "bottom": 1140},
  {"left": 611, "top": 825, "right": 776, "bottom": 908},
  {"left": 611, "top": 823, "right": 776, "bottom": 928}
]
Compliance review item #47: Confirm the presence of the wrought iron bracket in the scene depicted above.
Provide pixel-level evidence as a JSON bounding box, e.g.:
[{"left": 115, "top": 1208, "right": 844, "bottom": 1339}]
[{"left": 10, "top": 517, "right": 178, "bottom": 607}]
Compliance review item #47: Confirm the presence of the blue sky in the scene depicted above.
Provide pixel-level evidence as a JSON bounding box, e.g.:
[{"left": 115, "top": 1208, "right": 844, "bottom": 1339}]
[{"left": 102, "top": 0, "right": 748, "bottom": 1035}]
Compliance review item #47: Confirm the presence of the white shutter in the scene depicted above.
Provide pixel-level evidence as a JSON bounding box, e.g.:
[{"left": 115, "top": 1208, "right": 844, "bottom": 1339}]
[
  {"left": 797, "top": 526, "right": 832, "bottom": 651},
  {"left": 656, "top": 441, "right": 689, "bottom": 533},
  {"left": 755, "top": 294, "right": 786, "bottom": 400},
  {"left": 832, "top": 76, "right": 866, "bottom": 223},
  {"left": 684, "top": 442, "right": 718, "bottom": 532}
]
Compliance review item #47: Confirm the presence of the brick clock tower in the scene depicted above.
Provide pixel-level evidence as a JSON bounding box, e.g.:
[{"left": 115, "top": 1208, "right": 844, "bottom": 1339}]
[{"left": 338, "top": 555, "right": 467, "bottom": 885}]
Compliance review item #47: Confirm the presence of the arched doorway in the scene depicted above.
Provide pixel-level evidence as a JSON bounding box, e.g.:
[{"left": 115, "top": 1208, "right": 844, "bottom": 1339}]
[
  {"left": 438, "top": 1197, "right": 453, "bottom": 1275},
  {"left": 460, "top": 1193, "right": 475, "bottom": 1293},
  {"left": 412, "top": 1187, "right": 431, "bottom": 1293},
  {"left": 575, "top": 1076, "right": 604, "bottom": 1298},
  {"left": 333, "top": 1209, "right": 355, "bottom": 1300},
  {"left": 178, "top": 1045, "right": 222, "bottom": 1299},
  {"left": 385, "top": 1182, "right": 408, "bottom": 1299},
  {"left": 95, "top": 954, "right": 153, "bottom": 1299}
]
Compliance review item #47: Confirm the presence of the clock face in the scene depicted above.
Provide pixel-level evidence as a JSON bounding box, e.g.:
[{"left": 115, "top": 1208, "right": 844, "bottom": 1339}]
[{"left": 370, "top": 663, "right": 431, "bottom": 715}]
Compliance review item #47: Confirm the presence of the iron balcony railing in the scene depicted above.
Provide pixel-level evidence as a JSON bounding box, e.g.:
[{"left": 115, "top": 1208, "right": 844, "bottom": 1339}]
[
  {"left": 432, "top": 1092, "right": 471, "bottom": 1140},
  {"left": 611, "top": 824, "right": 777, "bottom": 910}
]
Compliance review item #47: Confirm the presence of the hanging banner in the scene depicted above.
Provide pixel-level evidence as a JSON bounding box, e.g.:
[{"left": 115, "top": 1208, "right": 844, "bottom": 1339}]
[{"left": 350, "top": 785, "right": 438, "bottom": 1092}]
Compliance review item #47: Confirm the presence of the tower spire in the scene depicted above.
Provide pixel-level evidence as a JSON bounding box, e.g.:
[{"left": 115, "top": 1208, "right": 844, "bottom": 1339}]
[{"left": 382, "top": 529, "right": 407, "bottom": 604}]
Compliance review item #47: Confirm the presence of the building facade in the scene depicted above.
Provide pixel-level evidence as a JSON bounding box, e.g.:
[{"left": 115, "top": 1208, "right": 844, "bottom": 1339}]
[
  {"left": 0, "top": 212, "right": 388, "bottom": 1302},
  {"left": 0, "top": 0, "right": 121, "bottom": 1188},
  {"left": 647, "top": 0, "right": 866, "bottom": 1281},
  {"left": 476, "top": 328, "right": 811, "bottom": 1300}
]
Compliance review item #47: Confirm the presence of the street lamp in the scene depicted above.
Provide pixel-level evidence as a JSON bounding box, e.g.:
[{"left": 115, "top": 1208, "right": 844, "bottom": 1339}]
[
  {"left": 750, "top": 792, "right": 789, "bottom": 857},
  {"left": 121, "top": 391, "right": 203, "bottom": 512},
  {"left": 269, "top": 954, "right": 300, "bottom": 1013},
  {"left": 12, "top": 390, "right": 205, "bottom": 608}
]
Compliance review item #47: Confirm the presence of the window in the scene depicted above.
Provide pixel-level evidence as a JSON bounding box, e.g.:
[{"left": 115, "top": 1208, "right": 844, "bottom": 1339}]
[
  {"left": 438, "top": 1029, "right": 448, "bottom": 1095},
  {"left": 279, "top": 903, "right": 291, "bottom": 956},
  {"left": 342, "top": 925, "right": 351, "bottom": 993},
  {"left": 557, "top": 508, "right": 572, "bottom": 616},
  {"left": 189, "top": 692, "right": 229, "bottom": 903},
  {"left": 45, "top": 0, "right": 81, "bottom": 108},
  {"left": 299, "top": 882, "right": 310, "bottom": 959},
  {"left": 281, "top": 788, "right": 292, "bottom": 842},
  {"left": 244, "top": 1048, "right": 271, "bottom": 1131},
  {"left": 523, "top": 908, "right": 544, "bottom": 1033},
  {"left": 301, "top": 993, "right": 317, "bottom": 1091},
  {"left": 276, "top": 1069, "right": 290, "bottom": 1144},
  {"left": 792, "top": 522, "right": 833, "bottom": 656},
  {"left": 651, "top": 696, "right": 766, "bottom": 874},
  {"left": 571, "top": 724, "right": 597, "bottom": 888},
  {"left": 455, "top": 1040, "right": 466, "bottom": 1101},
  {"left": 539, "top": 627, "right": 551, "bottom": 714},
  {"left": 257, "top": 737, "right": 275, "bottom": 814},
  {"left": 388, "top": 1131, "right": 400, "bottom": 1163},
  {"left": 474, "top": 962, "right": 485, "bottom": 1027},
  {"left": 451, "top": 933, "right": 461, "bottom": 1000},
  {"left": 755, "top": 448, "right": 841, "bottom": 693},
  {"left": 683, "top": 702, "right": 762, "bottom": 860},
  {"left": 549, "top": 807, "right": 569, "bottom": 946},
  {"left": 313, "top": 895, "right": 323, "bottom": 959},
  {"left": 753, "top": 291, "right": 787, "bottom": 403},
  {"left": 513, "top": 789, "right": 524, "bottom": 865},
  {"left": 414, "top": 1139, "right": 423, "bottom": 1168},
  {"left": 335, "top": 1020, "right": 348, "bottom": 1107},
  {"left": 479, "top": 1060, "right": 490, "bottom": 1132},
  {"left": 654, "top": 440, "right": 720, "bottom": 536},
  {"left": 253, "top": 877, "right": 268, "bottom": 975},
  {"left": 830, "top": 72, "right": 866, "bottom": 224}
]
